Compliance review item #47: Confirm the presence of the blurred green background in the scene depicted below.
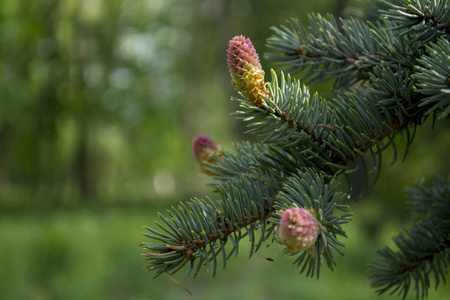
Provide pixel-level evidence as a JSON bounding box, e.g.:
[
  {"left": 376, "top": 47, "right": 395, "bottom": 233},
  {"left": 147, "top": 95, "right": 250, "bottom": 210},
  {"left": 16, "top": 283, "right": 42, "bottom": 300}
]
[{"left": 0, "top": 0, "right": 449, "bottom": 299}]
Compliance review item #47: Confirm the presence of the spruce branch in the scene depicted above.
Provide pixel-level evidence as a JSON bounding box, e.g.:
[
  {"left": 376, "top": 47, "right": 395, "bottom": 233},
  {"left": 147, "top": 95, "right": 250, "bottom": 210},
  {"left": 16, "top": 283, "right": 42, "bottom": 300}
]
[
  {"left": 407, "top": 175, "right": 450, "bottom": 218},
  {"left": 265, "top": 15, "right": 415, "bottom": 88},
  {"left": 368, "top": 176, "right": 450, "bottom": 300},
  {"left": 204, "top": 141, "right": 310, "bottom": 185},
  {"left": 234, "top": 32, "right": 418, "bottom": 177},
  {"left": 140, "top": 1, "right": 449, "bottom": 297},
  {"left": 232, "top": 66, "right": 425, "bottom": 177},
  {"left": 270, "top": 169, "right": 352, "bottom": 278},
  {"left": 140, "top": 173, "right": 279, "bottom": 278},
  {"left": 266, "top": 0, "right": 449, "bottom": 90},
  {"left": 414, "top": 37, "right": 450, "bottom": 119},
  {"left": 380, "top": 0, "right": 450, "bottom": 43},
  {"left": 233, "top": 70, "right": 333, "bottom": 146}
]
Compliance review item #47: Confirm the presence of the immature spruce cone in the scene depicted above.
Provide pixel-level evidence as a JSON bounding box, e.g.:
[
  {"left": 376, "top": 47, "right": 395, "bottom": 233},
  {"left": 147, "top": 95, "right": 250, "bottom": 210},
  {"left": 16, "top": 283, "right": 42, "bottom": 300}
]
[
  {"left": 276, "top": 207, "right": 320, "bottom": 254},
  {"left": 192, "top": 135, "right": 222, "bottom": 175},
  {"left": 227, "top": 35, "right": 268, "bottom": 107}
]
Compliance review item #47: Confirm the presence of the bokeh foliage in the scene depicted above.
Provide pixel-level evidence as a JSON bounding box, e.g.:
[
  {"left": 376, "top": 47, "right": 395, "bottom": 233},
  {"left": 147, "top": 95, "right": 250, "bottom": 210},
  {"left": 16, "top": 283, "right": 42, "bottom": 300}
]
[{"left": 0, "top": 0, "right": 342, "bottom": 203}]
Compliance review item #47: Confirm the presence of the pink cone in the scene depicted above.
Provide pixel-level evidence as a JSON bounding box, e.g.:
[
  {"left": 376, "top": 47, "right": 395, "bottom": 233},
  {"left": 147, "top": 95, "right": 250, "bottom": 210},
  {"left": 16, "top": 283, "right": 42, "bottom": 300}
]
[
  {"left": 226, "top": 35, "right": 267, "bottom": 106},
  {"left": 276, "top": 207, "right": 320, "bottom": 253},
  {"left": 191, "top": 135, "right": 222, "bottom": 175}
]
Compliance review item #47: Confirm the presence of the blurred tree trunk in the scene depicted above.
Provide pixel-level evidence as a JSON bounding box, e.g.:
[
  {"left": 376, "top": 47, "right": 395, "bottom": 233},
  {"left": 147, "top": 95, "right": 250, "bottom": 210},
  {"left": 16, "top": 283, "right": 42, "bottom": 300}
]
[
  {"left": 336, "top": 0, "right": 348, "bottom": 17},
  {"left": 31, "top": 0, "right": 64, "bottom": 203},
  {"left": 74, "top": 120, "right": 94, "bottom": 197},
  {"left": 71, "top": 5, "right": 96, "bottom": 199}
]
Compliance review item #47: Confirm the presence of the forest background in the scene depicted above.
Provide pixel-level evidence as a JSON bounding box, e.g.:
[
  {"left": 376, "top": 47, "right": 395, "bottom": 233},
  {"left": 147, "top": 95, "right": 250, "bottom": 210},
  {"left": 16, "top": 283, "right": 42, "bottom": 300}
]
[{"left": 0, "top": 0, "right": 449, "bottom": 299}]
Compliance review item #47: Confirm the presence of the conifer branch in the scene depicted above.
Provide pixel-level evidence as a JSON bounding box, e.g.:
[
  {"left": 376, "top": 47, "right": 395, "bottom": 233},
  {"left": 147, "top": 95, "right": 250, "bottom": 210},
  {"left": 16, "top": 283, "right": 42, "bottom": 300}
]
[
  {"left": 140, "top": 174, "right": 279, "bottom": 278},
  {"left": 265, "top": 15, "right": 416, "bottom": 88},
  {"left": 233, "top": 67, "right": 425, "bottom": 176},
  {"left": 414, "top": 37, "right": 450, "bottom": 119},
  {"left": 369, "top": 176, "right": 450, "bottom": 300},
  {"left": 381, "top": 0, "right": 450, "bottom": 42},
  {"left": 140, "top": 1, "right": 449, "bottom": 298},
  {"left": 270, "top": 169, "right": 352, "bottom": 277}
]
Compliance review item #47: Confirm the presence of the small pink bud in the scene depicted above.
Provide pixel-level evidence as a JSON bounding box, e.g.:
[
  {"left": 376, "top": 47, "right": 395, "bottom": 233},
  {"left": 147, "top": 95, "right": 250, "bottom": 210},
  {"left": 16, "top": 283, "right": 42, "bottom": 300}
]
[
  {"left": 227, "top": 35, "right": 268, "bottom": 107},
  {"left": 276, "top": 207, "right": 320, "bottom": 254},
  {"left": 192, "top": 135, "right": 217, "bottom": 162},
  {"left": 192, "top": 135, "right": 222, "bottom": 175}
]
